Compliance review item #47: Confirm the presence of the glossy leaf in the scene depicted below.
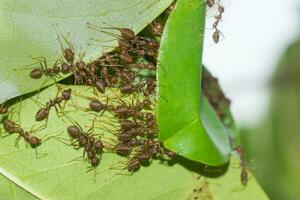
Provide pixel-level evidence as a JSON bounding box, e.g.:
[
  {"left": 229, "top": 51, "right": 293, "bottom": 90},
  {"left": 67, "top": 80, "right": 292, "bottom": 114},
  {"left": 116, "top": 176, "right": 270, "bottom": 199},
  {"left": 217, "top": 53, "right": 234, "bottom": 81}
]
[
  {"left": 0, "top": 0, "right": 173, "bottom": 104},
  {"left": 0, "top": 85, "right": 267, "bottom": 199},
  {"left": 157, "top": 0, "right": 230, "bottom": 165}
]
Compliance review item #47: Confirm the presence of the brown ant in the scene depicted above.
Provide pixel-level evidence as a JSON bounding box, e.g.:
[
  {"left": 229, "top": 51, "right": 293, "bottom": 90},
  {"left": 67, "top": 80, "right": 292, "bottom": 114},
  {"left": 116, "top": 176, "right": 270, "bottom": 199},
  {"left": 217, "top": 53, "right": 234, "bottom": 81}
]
[
  {"left": 27, "top": 57, "right": 62, "bottom": 79},
  {"left": 149, "top": 20, "right": 164, "bottom": 37},
  {"left": 88, "top": 22, "right": 135, "bottom": 41},
  {"left": 211, "top": 3, "right": 225, "bottom": 43},
  {"left": 95, "top": 79, "right": 106, "bottom": 94},
  {"left": 88, "top": 22, "right": 158, "bottom": 58},
  {"left": 0, "top": 104, "right": 8, "bottom": 115},
  {"left": 212, "top": 29, "right": 221, "bottom": 44},
  {"left": 33, "top": 88, "right": 72, "bottom": 125},
  {"left": 120, "top": 119, "right": 138, "bottom": 130},
  {"left": 74, "top": 94, "right": 111, "bottom": 116},
  {"left": 234, "top": 146, "right": 248, "bottom": 186},
  {"left": 1, "top": 118, "right": 55, "bottom": 157},
  {"left": 144, "top": 78, "right": 156, "bottom": 96},
  {"left": 127, "top": 157, "right": 141, "bottom": 172},
  {"left": 57, "top": 34, "right": 75, "bottom": 65},
  {"left": 87, "top": 22, "right": 135, "bottom": 46},
  {"left": 2, "top": 119, "right": 41, "bottom": 148},
  {"left": 114, "top": 142, "right": 132, "bottom": 156},
  {"left": 128, "top": 62, "right": 156, "bottom": 70},
  {"left": 207, "top": 0, "right": 215, "bottom": 8},
  {"left": 66, "top": 119, "right": 103, "bottom": 168}
]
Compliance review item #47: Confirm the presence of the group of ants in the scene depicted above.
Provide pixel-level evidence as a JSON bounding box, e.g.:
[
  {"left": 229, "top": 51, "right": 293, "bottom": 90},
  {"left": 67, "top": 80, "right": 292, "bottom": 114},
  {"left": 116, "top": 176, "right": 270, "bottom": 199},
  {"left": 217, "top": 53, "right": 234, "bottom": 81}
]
[{"left": 0, "top": 0, "right": 248, "bottom": 186}]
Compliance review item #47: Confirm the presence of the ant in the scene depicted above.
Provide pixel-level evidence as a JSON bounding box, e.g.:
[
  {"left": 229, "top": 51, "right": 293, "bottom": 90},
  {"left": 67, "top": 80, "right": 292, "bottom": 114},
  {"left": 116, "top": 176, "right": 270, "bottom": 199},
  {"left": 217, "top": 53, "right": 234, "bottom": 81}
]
[
  {"left": 1, "top": 115, "right": 54, "bottom": 157},
  {"left": 27, "top": 57, "right": 62, "bottom": 79},
  {"left": 33, "top": 88, "right": 72, "bottom": 127},
  {"left": 88, "top": 22, "right": 158, "bottom": 59},
  {"left": 143, "top": 78, "right": 156, "bottom": 96},
  {"left": 88, "top": 22, "right": 135, "bottom": 41},
  {"left": 95, "top": 79, "right": 106, "bottom": 94},
  {"left": 112, "top": 99, "right": 146, "bottom": 119},
  {"left": 114, "top": 142, "right": 132, "bottom": 156},
  {"left": 207, "top": 0, "right": 215, "bottom": 8},
  {"left": 0, "top": 104, "right": 8, "bottom": 115},
  {"left": 211, "top": 3, "right": 225, "bottom": 43},
  {"left": 3, "top": 119, "right": 42, "bottom": 148},
  {"left": 128, "top": 62, "right": 156, "bottom": 71},
  {"left": 57, "top": 34, "right": 75, "bottom": 66},
  {"left": 73, "top": 93, "right": 112, "bottom": 116},
  {"left": 66, "top": 119, "right": 103, "bottom": 168},
  {"left": 149, "top": 20, "right": 164, "bottom": 37},
  {"left": 120, "top": 83, "right": 137, "bottom": 94},
  {"left": 234, "top": 146, "right": 248, "bottom": 186}
]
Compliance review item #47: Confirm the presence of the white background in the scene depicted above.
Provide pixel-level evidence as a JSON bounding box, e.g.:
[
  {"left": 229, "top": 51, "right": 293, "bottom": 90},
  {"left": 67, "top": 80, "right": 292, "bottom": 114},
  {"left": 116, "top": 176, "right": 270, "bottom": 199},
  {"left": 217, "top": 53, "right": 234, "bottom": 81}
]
[{"left": 203, "top": 0, "right": 300, "bottom": 126}]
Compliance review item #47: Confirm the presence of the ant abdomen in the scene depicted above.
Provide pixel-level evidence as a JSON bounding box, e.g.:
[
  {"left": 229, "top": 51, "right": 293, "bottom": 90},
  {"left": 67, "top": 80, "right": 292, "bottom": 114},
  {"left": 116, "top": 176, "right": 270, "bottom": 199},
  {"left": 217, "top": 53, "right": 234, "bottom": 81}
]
[
  {"left": 35, "top": 108, "right": 50, "bottom": 121},
  {"left": 30, "top": 68, "right": 43, "bottom": 79},
  {"left": 89, "top": 100, "right": 106, "bottom": 112},
  {"left": 67, "top": 125, "right": 81, "bottom": 139},
  {"left": 3, "top": 120, "right": 19, "bottom": 133}
]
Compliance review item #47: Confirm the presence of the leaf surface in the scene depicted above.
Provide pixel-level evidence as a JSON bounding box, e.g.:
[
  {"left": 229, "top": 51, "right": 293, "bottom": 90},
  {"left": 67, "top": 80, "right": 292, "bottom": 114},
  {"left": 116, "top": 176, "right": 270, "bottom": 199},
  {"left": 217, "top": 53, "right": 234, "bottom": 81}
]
[
  {"left": 157, "top": 0, "right": 230, "bottom": 165},
  {"left": 0, "top": 85, "right": 267, "bottom": 200},
  {"left": 0, "top": 0, "right": 173, "bottom": 103}
]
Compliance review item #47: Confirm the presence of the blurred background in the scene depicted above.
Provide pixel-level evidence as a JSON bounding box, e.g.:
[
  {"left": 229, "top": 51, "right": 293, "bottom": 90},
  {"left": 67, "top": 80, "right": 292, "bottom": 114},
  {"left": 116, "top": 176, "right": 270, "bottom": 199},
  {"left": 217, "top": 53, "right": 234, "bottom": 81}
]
[{"left": 203, "top": 0, "right": 300, "bottom": 199}]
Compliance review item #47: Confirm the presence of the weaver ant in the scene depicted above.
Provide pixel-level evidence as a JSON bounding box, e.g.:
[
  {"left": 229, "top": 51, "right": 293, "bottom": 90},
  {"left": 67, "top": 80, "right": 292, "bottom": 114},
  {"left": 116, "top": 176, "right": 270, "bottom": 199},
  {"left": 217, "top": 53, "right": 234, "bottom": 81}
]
[
  {"left": 1, "top": 111, "right": 57, "bottom": 158},
  {"left": 27, "top": 57, "right": 62, "bottom": 79},
  {"left": 66, "top": 118, "right": 104, "bottom": 168},
  {"left": 234, "top": 146, "right": 248, "bottom": 186},
  {"left": 0, "top": 104, "right": 8, "bottom": 115},
  {"left": 149, "top": 20, "right": 164, "bottom": 37},
  {"left": 33, "top": 88, "right": 72, "bottom": 128},
  {"left": 211, "top": 3, "right": 225, "bottom": 43}
]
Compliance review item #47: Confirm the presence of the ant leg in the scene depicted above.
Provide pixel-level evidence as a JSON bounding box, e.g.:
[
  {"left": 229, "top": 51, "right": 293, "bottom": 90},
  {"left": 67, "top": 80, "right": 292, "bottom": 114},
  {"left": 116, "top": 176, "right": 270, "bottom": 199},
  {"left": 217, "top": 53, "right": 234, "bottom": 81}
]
[
  {"left": 86, "top": 117, "right": 97, "bottom": 135},
  {"left": 61, "top": 34, "right": 75, "bottom": 52},
  {"left": 35, "top": 77, "right": 51, "bottom": 98},
  {"left": 21, "top": 61, "right": 42, "bottom": 70},
  {"left": 68, "top": 153, "right": 85, "bottom": 163},
  {"left": 31, "top": 57, "right": 47, "bottom": 71},
  {"left": 86, "top": 23, "right": 122, "bottom": 39},
  {"left": 90, "top": 38, "right": 117, "bottom": 43},
  {"left": 51, "top": 135, "right": 70, "bottom": 146},
  {"left": 14, "top": 135, "right": 21, "bottom": 148},
  {"left": 0, "top": 131, "right": 12, "bottom": 138},
  {"left": 41, "top": 131, "right": 65, "bottom": 144},
  {"left": 35, "top": 148, "right": 48, "bottom": 159},
  {"left": 30, "top": 98, "right": 45, "bottom": 108},
  {"left": 54, "top": 104, "right": 67, "bottom": 117}
]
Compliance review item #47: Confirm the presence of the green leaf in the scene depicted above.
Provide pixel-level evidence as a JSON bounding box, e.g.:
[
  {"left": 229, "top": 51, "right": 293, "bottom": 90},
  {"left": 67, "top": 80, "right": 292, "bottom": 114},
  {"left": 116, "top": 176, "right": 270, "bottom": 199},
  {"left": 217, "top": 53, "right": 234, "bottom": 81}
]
[
  {"left": 0, "top": 174, "right": 38, "bottom": 200},
  {"left": 207, "top": 158, "right": 269, "bottom": 200},
  {"left": 0, "top": 0, "right": 173, "bottom": 104},
  {"left": 0, "top": 85, "right": 267, "bottom": 199},
  {"left": 157, "top": 0, "right": 230, "bottom": 165},
  {"left": 202, "top": 67, "right": 240, "bottom": 146}
]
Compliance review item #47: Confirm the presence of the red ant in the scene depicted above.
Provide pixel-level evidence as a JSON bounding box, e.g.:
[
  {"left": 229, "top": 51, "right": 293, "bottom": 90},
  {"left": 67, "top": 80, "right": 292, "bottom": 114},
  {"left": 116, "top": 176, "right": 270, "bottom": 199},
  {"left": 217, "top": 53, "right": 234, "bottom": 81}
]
[
  {"left": 234, "top": 146, "right": 248, "bottom": 186},
  {"left": 207, "top": 0, "right": 215, "bottom": 8},
  {"left": 65, "top": 118, "right": 103, "bottom": 168},
  {"left": 32, "top": 88, "right": 72, "bottom": 129},
  {"left": 0, "top": 104, "right": 8, "bottom": 115},
  {"left": 1, "top": 109, "right": 58, "bottom": 158},
  {"left": 211, "top": 3, "right": 225, "bottom": 43},
  {"left": 26, "top": 57, "right": 62, "bottom": 79},
  {"left": 149, "top": 20, "right": 164, "bottom": 37}
]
